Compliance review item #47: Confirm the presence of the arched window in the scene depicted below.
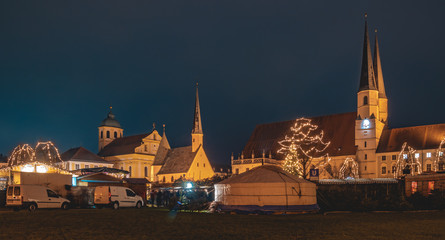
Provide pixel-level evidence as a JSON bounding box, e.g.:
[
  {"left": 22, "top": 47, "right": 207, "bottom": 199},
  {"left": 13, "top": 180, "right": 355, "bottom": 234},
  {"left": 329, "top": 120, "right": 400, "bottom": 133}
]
[
  {"left": 363, "top": 96, "right": 368, "bottom": 105},
  {"left": 144, "top": 145, "right": 148, "bottom": 152},
  {"left": 364, "top": 154, "right": 367, "bottom": 160},
  {"left": 144, "top": 167, "right": 148, "bottom": 177},
  {"left": 114, "top": 132, "right": 117, "bottom": 138},
  {"left": 197, "top": 163, "right": 199, "bottom": 167},
  {"left": 364, "top": 141, "right": 367, "bottom": 148},
  {"left": 106, "top": 131, "right": 110, "bottom": 138},
  {"left": 100, "top": 131, "right": 103, "bottom": 139},
  {"left": 129, "top": 166, "right": 132, "bottom": 177}
]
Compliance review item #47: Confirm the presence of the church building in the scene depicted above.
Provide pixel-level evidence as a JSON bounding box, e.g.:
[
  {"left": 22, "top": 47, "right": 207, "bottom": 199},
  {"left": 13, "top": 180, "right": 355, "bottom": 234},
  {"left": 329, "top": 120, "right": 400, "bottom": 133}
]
[
  {"left": 97, "top": 84, "right": 215, "bottom": 182},
  {"left": 232, "top": 17, "right": 445, "bottom": 179}
]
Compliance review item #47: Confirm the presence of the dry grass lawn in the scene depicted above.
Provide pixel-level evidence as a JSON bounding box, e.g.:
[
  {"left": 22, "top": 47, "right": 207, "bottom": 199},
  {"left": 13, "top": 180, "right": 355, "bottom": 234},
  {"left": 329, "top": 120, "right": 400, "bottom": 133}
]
[{"left": 0, "top": 208, "right": 444, "bottom": 239}]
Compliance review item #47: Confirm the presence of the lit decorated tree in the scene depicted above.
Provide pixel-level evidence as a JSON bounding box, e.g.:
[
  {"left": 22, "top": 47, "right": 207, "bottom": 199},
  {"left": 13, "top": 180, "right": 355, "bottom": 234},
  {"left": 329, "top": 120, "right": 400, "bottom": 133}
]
[{"left": 278, "top": 118, "right": 330, "bottom": 179}]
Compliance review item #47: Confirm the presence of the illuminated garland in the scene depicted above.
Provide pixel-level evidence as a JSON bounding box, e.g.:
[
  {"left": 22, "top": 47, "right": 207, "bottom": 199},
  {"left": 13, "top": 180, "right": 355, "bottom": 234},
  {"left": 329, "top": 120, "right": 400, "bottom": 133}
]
[
  {"left": 394, "top": 142, "right": 422, "bottom": 178},
  {"left": 278, "top": 118, "right": 330, "bottom": 178},
  {"left": 434, "top": 138, "right": 445, "bottom": 171},
  {"left": 339, "top": 157, "right": 359, "bottom": 179},
  {"left": 8, "top": 141, "right": 64, "bottom": 167},
  {"left": 318, "top": 154, "right": 334, "bottom": 178}
]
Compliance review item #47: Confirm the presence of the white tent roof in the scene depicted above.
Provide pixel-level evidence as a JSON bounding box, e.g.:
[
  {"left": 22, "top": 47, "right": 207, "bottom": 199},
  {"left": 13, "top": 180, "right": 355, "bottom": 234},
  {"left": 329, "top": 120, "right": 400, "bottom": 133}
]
[{"left": 217, "top": 165, "right": 314, "bottom": 184}]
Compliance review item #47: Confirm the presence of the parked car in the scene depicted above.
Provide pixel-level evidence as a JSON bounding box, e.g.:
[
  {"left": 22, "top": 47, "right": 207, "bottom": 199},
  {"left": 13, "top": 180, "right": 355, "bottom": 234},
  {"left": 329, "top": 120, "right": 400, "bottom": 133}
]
[
  {"left": 94, "top": 186, "right": 144, "bottom": 209},
  {"left": 6, "top": 185, "right": 70, "bottom": 211}
]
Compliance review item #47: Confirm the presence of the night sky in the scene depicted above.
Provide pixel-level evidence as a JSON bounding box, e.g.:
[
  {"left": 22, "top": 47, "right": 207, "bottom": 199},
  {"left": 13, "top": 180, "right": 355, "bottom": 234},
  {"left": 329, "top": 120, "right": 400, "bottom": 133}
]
[{"left": 1, "top": 1, "right": 444, "bottom": 166}]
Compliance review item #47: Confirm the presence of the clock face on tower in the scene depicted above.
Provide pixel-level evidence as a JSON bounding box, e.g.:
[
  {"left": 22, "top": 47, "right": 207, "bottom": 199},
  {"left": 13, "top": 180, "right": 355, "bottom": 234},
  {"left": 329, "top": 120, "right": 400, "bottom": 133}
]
[{"left": 361, "top": 119, "right": 371, "bottom": 129}]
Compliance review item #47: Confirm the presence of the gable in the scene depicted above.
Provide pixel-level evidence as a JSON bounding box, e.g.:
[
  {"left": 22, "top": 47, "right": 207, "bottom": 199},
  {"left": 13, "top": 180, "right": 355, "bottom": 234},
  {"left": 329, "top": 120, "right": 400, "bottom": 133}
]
[{"left": 157, "top": 146, "right": 198, "bottom": 175}]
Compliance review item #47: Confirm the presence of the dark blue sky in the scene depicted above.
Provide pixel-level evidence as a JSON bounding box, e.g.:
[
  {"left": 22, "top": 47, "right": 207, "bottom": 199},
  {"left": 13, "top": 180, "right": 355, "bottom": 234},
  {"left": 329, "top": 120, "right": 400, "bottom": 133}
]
[{"left": 1, "top": 1, "right": 444, "bottom": 166}]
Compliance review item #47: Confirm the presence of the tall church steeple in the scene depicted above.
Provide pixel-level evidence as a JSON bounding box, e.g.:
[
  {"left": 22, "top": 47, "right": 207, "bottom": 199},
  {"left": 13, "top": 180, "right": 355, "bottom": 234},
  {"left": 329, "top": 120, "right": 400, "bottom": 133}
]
[
  {"left": 358, "top": 14, "right": 377, "bottom": 92},
  {"left": 192, "top": 83, "right": 203, "bottom": 152},
  {"left": 373, "top": 29, "right": 388, "bottom": 123},
  {"left": 355, "top": 14, "right": 385, "bottom": 179}
]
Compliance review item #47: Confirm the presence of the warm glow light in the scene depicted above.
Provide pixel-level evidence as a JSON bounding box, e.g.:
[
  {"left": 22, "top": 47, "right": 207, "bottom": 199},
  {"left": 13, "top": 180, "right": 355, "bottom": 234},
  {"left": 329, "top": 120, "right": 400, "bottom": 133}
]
[
  {"left": 36, "top": 165, "right": 47, "bottom": 173},
  {"left": 21, "top": 164, "right": 34, "bottom": 172}
]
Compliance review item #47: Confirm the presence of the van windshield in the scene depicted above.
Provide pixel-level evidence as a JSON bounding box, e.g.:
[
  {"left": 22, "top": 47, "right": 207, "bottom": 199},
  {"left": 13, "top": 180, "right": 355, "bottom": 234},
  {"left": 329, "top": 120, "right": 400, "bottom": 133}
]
[
  {"left": 14, "top": 187, "right": 20, "bottom": 196},
  {"left": 7, "top": 187, "right": 13, "bottom": 196}
]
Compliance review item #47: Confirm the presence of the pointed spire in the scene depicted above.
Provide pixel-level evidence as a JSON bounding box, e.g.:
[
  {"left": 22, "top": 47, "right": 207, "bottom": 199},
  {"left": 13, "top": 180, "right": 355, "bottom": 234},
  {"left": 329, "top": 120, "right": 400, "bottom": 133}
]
[
  {"left": 358, "top": 13, "right": 377, "bottom": 92},
  {"left": 159, "top": 124, "right": 171, "bottom": 149},
  {"left": 373, "top": 29, "right": 387, "bottom": 98},
  {"left": 192, "top": 82, "right": 203, "bottom": 134}
]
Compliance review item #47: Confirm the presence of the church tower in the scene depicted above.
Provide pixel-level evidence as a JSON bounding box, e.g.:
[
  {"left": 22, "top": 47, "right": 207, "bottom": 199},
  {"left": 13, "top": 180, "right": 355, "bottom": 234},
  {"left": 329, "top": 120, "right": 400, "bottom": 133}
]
[
  {"left": 355, "top": 15, "right": 386, "bottom": 178},
  {"left": 191, "top": 83, "right": 203, "bottom": 152},
  {"left": 374, "top": 30, "right": 388, "bottom": 123},
  {"left": 98, "top": 107, "right": 123, "bottom": 151}
]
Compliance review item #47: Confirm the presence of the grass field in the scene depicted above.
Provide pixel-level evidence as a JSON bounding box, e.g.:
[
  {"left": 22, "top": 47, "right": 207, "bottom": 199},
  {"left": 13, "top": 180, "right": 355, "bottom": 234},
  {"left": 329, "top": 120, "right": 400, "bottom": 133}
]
[{"left": 0, "top": 208, "right": 444, "bottom": 240}]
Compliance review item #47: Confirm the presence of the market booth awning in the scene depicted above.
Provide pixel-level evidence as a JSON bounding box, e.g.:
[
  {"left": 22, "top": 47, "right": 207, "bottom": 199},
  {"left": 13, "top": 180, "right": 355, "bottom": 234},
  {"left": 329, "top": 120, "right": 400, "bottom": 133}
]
[{"left": 214, "top": 165, "right": 318, "bottom": 213}]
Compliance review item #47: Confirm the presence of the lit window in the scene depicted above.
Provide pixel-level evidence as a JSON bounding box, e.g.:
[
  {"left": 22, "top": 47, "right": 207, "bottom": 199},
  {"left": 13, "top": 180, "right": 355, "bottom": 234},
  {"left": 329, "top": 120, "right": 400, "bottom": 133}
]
[
  {"left": 85, "top": 165, "right": 89, "bottom": 169},
  {"left": 75, "top": 164, "right": 80, "bottom": 170},
  {"left": 415, "top": 153, "right": 419, "bottom": 159},
  {"left": 427, "top": 152, "right": 432, "bottom": 158},
  {"left": 381, "top": 166, "right": 386, "bottom": 174},
  {"left": 411, "top": 181, "right": 418, "bottom": 194},
  {"left": 403, "top": 154, "right": 408, "bottom": 159},
  {"left": 382, "top": 156, "right": 386, "bottom": 161},
  {"left": 428, "top": 181, "right": 435, "bottom": 194}
]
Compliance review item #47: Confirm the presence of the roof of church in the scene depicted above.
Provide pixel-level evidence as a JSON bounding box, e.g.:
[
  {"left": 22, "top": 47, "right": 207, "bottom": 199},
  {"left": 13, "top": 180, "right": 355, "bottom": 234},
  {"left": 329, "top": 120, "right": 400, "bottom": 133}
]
[
  {"left": 241, "top": 112, "right": 357, "bottom": 160},
  {"left": 62, "top": 147, "right": 111, "bottom": 164},
  {"left": 377, "top": 124, "right": 445, "bottom": 153},
  {"left": 98, "top": 133, "right": 150, "bottom": 157},
  {"left": 100, "top": 108, "right": 121, "bottom": 128},
  {"left": 157, "top": 146, "right": 198, "bottom": 175}
]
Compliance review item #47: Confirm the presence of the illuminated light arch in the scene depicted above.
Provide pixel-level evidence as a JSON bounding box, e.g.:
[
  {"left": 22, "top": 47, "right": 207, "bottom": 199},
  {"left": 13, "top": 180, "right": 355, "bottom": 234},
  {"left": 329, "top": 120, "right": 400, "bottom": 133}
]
[
  {"left": 434, "top": 138, "right": 445, "bottom": 171},
  {"left": 394, "top": 142, "right": 422, "bottom": 178},
  {"left": 339, "top": 157, "right": 359, "bottom": 179}
]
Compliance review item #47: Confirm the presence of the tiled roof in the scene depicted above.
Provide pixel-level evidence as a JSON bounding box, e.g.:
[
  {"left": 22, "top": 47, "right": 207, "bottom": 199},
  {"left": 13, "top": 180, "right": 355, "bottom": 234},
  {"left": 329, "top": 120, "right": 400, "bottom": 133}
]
[
  {"left": 377, "top": 124, "right": 445, "bottom": 153},
  {"left": 242, "top": 112, "right": 357, "bottom": 160},
  {"left": 62, "top": 147, "right": 111, "bottom": 164},
  {"left": 157, "top": 146, "right": 198, "bottom": 175},
  {"left": 98, "top": 133, "right": 150, "bottom": 157}
]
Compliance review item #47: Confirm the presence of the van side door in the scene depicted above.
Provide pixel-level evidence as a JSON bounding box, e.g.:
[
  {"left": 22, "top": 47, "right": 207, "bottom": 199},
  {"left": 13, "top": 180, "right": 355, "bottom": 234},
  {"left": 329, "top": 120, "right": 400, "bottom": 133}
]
[
  {"left": 124, "top": 189, "right": 137, "bottom": 207},
  {"left": 46, "top": 189, "right": 62, "bottom": 208}
]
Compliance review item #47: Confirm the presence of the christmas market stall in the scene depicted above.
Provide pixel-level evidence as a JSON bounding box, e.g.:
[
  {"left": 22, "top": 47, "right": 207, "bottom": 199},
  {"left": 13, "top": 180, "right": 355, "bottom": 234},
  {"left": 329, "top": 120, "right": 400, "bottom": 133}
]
[{"left": 214, "top": 165, "right": 318, "bottom": 213}]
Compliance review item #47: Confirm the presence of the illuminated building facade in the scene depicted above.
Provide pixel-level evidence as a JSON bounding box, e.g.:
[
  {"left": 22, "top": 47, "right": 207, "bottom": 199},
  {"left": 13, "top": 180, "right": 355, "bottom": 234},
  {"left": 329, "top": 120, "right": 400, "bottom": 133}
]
[
  {"left": 97, "top": 84, "right": 215, "bottom": 182},
  {"left": 232, "top": 18, "right": 445, "bottom": 179}
]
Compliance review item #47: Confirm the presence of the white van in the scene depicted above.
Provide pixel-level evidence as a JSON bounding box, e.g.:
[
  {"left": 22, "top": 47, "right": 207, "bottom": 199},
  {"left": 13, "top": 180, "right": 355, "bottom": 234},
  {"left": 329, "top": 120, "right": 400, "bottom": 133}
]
[
  {"left": 94, "top": 186, "right": 144, "bottom": 209},
  {"left": 6, "top": 185, "right": 70, "bottom": 211}
]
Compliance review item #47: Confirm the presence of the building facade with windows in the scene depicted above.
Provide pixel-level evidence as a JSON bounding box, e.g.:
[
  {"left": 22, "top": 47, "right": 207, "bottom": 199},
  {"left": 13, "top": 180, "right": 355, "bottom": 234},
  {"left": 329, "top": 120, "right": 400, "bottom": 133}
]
[{"left": 232, "top": 18, "right": 445, "bottom": 179}]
